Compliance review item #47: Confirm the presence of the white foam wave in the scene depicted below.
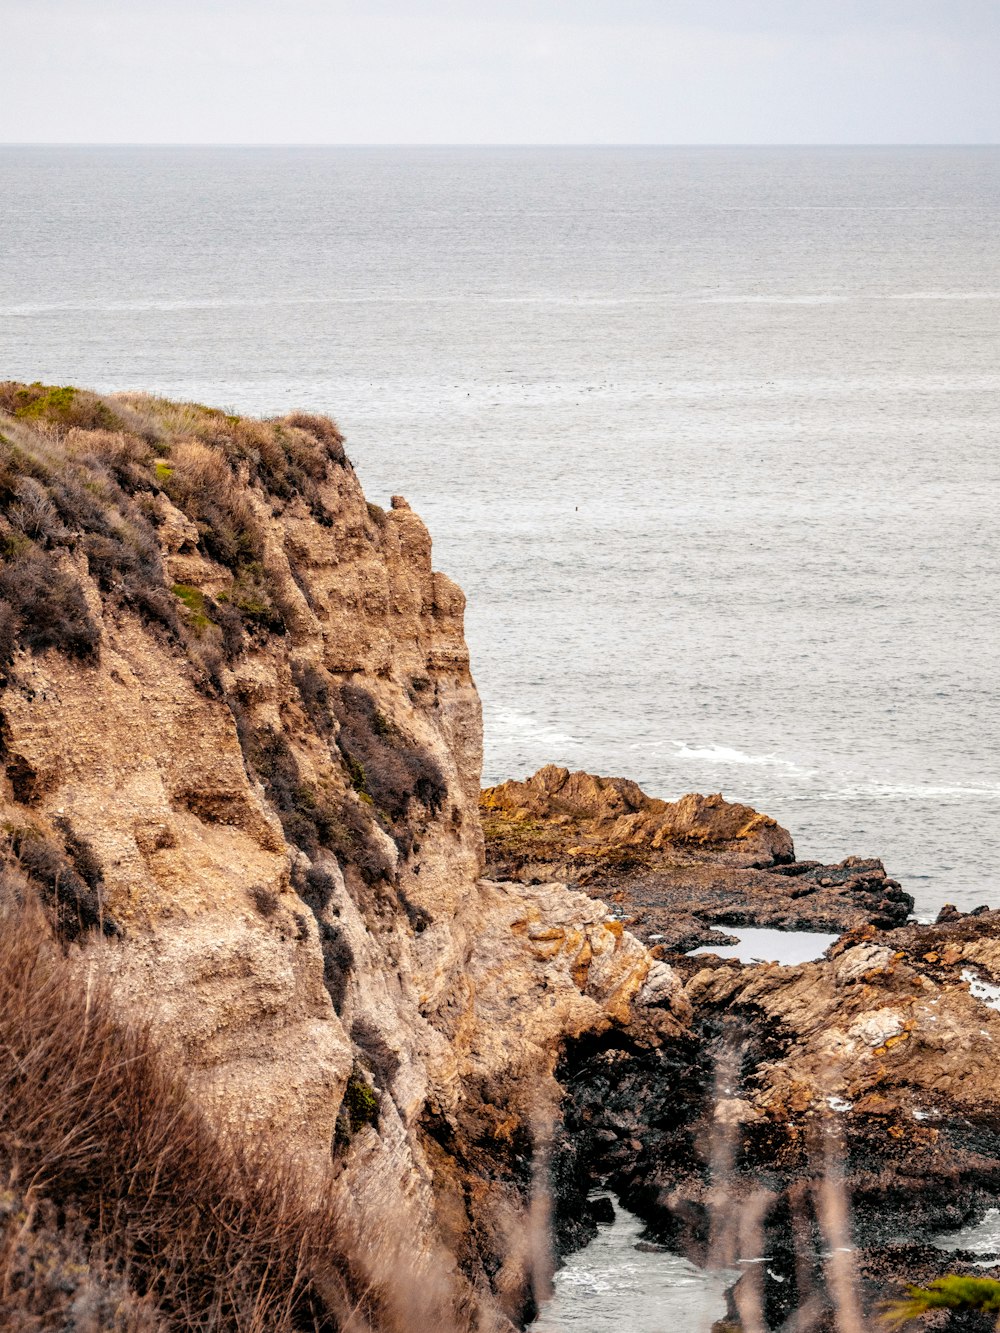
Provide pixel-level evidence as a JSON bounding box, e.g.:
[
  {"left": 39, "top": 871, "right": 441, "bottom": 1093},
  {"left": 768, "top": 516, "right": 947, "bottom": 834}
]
[
  {"left": 673, "top": 743, "right": 811, "bottom": 775},
  {"left": 822, "top": 781, "right": 1000, "bottom": 803},
  {"left": 486, "top": 709, "right": 578, "bottom": 752}
]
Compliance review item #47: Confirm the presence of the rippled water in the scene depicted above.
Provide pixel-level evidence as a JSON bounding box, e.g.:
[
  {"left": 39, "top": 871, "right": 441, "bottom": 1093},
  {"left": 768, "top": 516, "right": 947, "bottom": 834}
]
[
  {"left": 532, "top": 1196, "right": 731, "bottom": 1332},
  {"left": 934, "top": 1208, "right": 1000, "bottom": 1258},
  {"left": 2, "top": 145, "right": 998, "bottom": 913}
]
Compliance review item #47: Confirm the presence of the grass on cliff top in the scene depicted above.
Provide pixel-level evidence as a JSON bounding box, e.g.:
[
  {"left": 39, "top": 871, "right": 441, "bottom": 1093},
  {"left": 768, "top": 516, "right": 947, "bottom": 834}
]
[
  {"left": 0, "top": 895, "right": 463, "bottom": 1332},
  {"left": 0, "top": 381, "right": 348, "bottom": 678}
]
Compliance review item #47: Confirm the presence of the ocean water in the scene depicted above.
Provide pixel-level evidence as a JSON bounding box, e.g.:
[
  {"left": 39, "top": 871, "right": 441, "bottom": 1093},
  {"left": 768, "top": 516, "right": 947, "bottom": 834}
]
[
  {"left": 2, "top": 145, "right": 998, "bottom": 915},
  {"left": 532, "top": 1195, "right": 731, "bottom": 1332},
  {"left": 687, "top": 926, "right": 841, "bottom": 966}
]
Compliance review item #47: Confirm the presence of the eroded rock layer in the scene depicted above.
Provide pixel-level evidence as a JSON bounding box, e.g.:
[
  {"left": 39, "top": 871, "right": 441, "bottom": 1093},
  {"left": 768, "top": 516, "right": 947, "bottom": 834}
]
[{"left": 0, "top": 385, "right": 662, "bottom": 1328}]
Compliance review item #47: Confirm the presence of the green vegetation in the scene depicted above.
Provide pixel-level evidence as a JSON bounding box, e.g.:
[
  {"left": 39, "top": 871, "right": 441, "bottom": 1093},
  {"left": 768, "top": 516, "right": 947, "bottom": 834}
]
[
  {"left": 342, "top": 1067, "right": 380, "bottom": 1133},
  {"left": 344, "top": 751, "right": 369, "bottom": 798},
  {"left": 171, "top": 582, "right": 211, "bottom": 632},
  {"left": 236, "top": 717, "right": 393, "bottom": 888},
  {"left": 10, "top": 382, "right": 123, "bottom": 432},
  {"left": 883, "top": 1276, "right": 1000, "bottom": 1327}
]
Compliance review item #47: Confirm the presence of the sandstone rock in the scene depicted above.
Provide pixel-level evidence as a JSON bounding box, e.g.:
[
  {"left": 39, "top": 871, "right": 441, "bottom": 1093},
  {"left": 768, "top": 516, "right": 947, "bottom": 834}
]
[
  {"left": 483, "top": 767, "right": 913, "bottom": 948},
  {"left": 0, "top": 392, "right": 657, "bottom": 1326},
  {"left": 483, "top": 764, "right": 794, "bottom": 871}
]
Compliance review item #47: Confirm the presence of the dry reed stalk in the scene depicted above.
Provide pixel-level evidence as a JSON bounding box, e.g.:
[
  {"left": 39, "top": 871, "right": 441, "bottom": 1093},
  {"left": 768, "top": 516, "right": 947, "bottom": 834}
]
[
  {"left": 812, "top": 1131, "right": 864, "bottom": 1333},
  {"left": 0, "top": 900, "right": 425, "bottom": 1331},
  {"left": 706, "top": 1037, "right": 744, "bottom": 1273},
  {"left": 731, "top": 1190, "right": 773, "bottom": 1333},
  {"left": 526, "top": 1096, "right": 557, "bottom": 1312}
]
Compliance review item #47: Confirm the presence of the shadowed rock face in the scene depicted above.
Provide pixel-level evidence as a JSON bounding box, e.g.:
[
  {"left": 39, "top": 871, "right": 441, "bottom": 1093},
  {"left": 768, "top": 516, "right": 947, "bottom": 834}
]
[{"left": 482, "top": 765, "right": 913, "bottom": 950}]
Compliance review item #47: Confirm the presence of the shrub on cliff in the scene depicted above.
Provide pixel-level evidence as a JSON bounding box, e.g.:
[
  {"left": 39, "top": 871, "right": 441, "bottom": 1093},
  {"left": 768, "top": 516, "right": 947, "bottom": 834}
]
[
  {"left": 333, "top": 683, "right": 447, "bottom": 831},
  {"left": 2, "top": 823, "right": 119, "bottom": 940},
  {"left": 0, "top": 383, "right": 350, "bottom": 677},
  {"left": 0, "top": 426, "right": 180, "bottom": 671},
  {"left": 0, "top": 541, "right": 100, "bottom": 668},
  {"left": 237, "top": 718, "right": 393, "bottom": 885}
]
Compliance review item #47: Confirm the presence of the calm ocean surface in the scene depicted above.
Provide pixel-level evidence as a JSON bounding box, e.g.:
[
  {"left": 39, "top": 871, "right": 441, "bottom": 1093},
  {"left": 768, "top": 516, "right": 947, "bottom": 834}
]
[{"left": 2, "top": 146, "right": 998, "bottom": 915}]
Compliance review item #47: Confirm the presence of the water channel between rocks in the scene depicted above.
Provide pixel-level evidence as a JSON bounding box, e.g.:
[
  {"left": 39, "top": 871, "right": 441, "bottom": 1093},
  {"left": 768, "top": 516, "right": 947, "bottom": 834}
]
[
  {"left": 535, "top": 932, "right": 834, "bottom": 1330},
  {"left": 933, "top": 1209, "right": 1000, "bottom": 1261},
  {"left": 532, "top": 1195, "right": 733, "bottom": 1332},
  {"left": 686, "top": 926, "right": 841, "bottom": 966}
]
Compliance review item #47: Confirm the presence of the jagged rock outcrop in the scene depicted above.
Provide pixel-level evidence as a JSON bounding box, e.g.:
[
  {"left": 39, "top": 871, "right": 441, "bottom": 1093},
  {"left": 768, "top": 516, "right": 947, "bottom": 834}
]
[
  {"left": 483, "top": 764, "right": 794, "bottom": 870},
  {"left": 502, "top": 763, "right": 1000, "bottom": 1327},
  {"left": 0, "top": 384, "right": 663, "bottom": 1327},
  {"left": 483, "top": 765, "right": 913, "bottom": 949}
]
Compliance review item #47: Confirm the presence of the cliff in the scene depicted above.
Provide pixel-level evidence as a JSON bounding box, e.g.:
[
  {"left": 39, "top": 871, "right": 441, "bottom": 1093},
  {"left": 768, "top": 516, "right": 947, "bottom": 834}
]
[
  {"left": 4, "top": 382, "right": 995, "bottom": 1332},
  {"left": 0, "top": 383, "right": 661, "bottom": 1329}
]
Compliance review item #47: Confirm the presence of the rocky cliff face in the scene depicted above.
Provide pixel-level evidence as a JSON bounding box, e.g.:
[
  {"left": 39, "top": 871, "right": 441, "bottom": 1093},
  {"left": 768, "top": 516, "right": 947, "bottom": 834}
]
[
  {"left": 487, "top": 766, "right": 1000, "bottom": 1328},
  {"left": 4, "top": 382, "right": 995, "bottom": 1331},
  {"left": 0, "top": 383, "right": 660, "bottom": 1328}
]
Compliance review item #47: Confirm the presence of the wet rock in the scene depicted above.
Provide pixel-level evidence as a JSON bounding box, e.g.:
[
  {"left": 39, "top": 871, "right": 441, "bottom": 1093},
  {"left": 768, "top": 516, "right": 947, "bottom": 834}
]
[
  {"left": 588, "top": 1195, "right": 616, "bottom": 1226},
  {"left": 482, "top": 768, "right": 913, "bottom": 949}
]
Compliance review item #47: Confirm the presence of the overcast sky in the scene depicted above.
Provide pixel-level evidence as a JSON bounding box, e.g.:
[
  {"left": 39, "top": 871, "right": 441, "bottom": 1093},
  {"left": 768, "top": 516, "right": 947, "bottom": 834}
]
[{"left": 2, "top": 0, "right": 998, "bottom": 144}]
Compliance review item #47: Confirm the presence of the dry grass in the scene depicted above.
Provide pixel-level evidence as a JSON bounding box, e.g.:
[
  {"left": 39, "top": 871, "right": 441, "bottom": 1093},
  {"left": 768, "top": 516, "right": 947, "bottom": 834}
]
[{"left": 0, "top": 900, "right": 459, "bottom": 1332}]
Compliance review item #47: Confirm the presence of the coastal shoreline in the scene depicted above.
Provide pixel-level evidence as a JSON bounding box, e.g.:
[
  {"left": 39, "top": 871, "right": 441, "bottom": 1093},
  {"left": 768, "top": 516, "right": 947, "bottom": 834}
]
[{"left": 483, "top": 765, "right": 1000, "bottom": 1328}]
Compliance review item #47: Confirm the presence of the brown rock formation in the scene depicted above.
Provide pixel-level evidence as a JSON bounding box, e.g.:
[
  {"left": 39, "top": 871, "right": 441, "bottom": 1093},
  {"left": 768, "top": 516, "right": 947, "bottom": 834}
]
[
  {"left": 483, "top": 763, "right": 793, "bottom": 870},
  {"left": 0, "top": 384, "right": 663, "bottom": 1327},
  {"left": 482, "top": 765, "right": 912, "bottom": 948}
]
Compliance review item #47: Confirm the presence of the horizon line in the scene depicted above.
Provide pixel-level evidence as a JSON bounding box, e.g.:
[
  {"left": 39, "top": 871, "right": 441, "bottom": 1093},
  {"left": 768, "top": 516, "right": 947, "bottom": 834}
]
[{"left": 2, "top": 141, "right": 999, "bottom": 150}]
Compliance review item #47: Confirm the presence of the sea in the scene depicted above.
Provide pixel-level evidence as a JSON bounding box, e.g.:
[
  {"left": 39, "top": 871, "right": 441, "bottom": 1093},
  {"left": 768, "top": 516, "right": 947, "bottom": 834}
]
[{"left": 1, "top": 145, "right": 998, "bottom": 920}]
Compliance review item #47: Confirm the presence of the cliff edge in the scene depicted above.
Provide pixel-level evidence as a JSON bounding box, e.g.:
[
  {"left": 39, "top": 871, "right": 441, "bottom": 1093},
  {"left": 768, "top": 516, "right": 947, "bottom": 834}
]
[{"left": 0, "top": 383, "right": 661, "bottom": 1328}]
